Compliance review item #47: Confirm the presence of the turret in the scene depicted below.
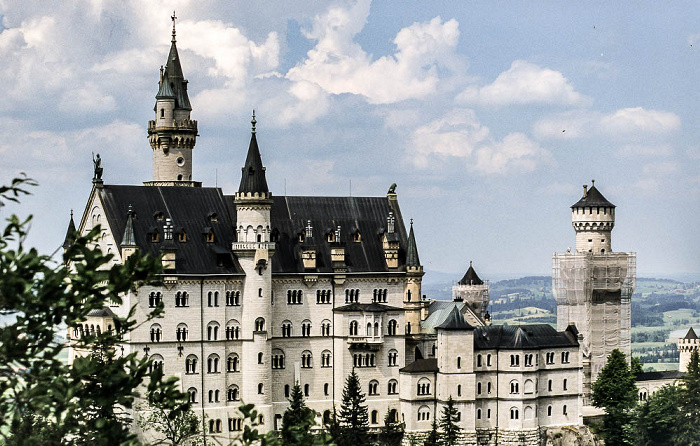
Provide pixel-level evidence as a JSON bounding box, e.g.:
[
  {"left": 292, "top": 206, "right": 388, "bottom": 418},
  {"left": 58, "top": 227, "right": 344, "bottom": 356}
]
[
  {"left": 452, "top": 261, "right": 490, "bottom": 321},
  {"left": 147, "top": 13, "right": 199, "bottom": 186},
  {"left": 62, "top": 210, "right": 76, "bottom": 255},
  {"left": 404, "top": 219, "right": 425, "bottom": 334},
  {"left": 571, "top": 180, "right": 615, "bottom": 254},
  {"left": 120, "top": 205, "right": 138, "bottom": 260}
]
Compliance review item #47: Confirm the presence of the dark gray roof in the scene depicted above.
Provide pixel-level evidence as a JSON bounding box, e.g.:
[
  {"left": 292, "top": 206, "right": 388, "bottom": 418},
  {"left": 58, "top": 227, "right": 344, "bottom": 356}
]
[
  {"left": 571, "top": 184, "right": 615, "bottom": 208},
  {"left": 406, "top": 221, "right": 420, "bottom": 267},
  {"left": 436, "top": 306, "right": 473, "bottom": 330},
  {"left": 97, "top": 185, "right": 411, "bottom": 276},
  {"left": 155, "top": 35, "right": 191, "bottom": 110},
  {"left": 334, "top": 302, "right": 403, "bottom": 313},
  {"left": 684, "top": 327, "right": 698, "bottom": 340},
  {"left": 238, "top": 133, "right": 269, "bottom": 194},
  {"left": 459, "top": 262, "right": 483, "bottom": 285},
  {"left": 400, "top": 358, "right": 438, "bottom": 373},
  {"left": 122, "top": 206, "right": 136, "bottom": 246},
  {"left": 474, "top": 324, "right": 578, "bottom": 350},
  {"left": 636, "top": 370, "right": 684, "bottom": 381},
  {"left": 63, "top": 213, "right": 76, "bottom": 249},
  {"left": 87, "top": 307, "right": 116, "bottom": 317}
]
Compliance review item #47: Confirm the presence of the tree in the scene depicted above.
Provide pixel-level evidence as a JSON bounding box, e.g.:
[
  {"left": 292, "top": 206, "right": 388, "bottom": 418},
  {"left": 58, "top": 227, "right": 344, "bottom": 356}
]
[
  {"left": 674, "top": 349, "right": 700, "bottom": 445},
  {"left": 438, "top": 397, "right": 461, "bottom": 446},
  {"left": 378, "top": 408, "right": 403, "bottom": 446},
  {"left": 334, "top": 371, "right": 369, "bottom": 446},
  {"left": 631, "top": 356, "right": 644, "bottom": 375},
  {"left": 591, "top": 349, "right": 637, "bottom": 446},
  {"left": 0, "top": 176, "right": 187, "bottom": 445},
  {"left": 281, "top": 383, "right": 316, "bottom": 446},
  {"left": 634, "top": 384, "right": 681, "bottom": 446},
  {"left": 423, "top": 420, "right": 439, "bottom": 446}
]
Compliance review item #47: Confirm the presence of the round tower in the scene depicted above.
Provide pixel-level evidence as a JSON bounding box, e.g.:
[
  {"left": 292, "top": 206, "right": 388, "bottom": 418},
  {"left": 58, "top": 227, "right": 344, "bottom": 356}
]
[
  {"left": 147, "top": 13, "right": 198, "bottom": 186},
  {"left": 571, "top": 180, "right": 615, "bottom": 254}
]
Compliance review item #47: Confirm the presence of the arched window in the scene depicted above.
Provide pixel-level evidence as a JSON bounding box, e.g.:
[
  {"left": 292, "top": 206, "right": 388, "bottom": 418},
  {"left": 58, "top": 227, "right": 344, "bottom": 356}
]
[
  {"left": 321, "top": 320, "right": 332, "bottom": 336},
  {"left": 301, "top": 350, "right": 313, "bottom": 368},
  {"left": 548, "top": 379, "right": 553, "bottom": 391},
  {"left": 510, "top": 380, "right": 519, "bottom": 394},
  {"left": 226, "top": 319, "right": 241, "bottom": 340},
  {"left": 371, "top": 410, "right": 379, "bottom": 424},
  {"left": 175, "top": 291, "right": 189, "bottom": 307},
  {"left": 185, "top": 355, "right": 198, "bottom": 374},
  {"left": 510, "top": 408, "right": 519, "bottom": 420},
  {"left": 388, "top": 349, "right": 399, "bottom": 367},
  {"left": 524, "top": 379, "right": 535, "bottom": 394},
  {"left": 349, "top": 320, "right": 358, "bottom": 336},
  {"left": 258, "top": 352, "right": 263, "bottom": 364},
  {"left": 304, "top": 384, "right": 310, "bottom": 397},
  {"left": 547, "top": 405, "right": 552, "bottom": 416},
  {"left": 148, "top": 354, "right": 164, "bottom": 373},
  {"left": 227, "top": 385, "right": 240, "bottom": 402},
  {"left": 366, "top": 322, "right": 372, "bottom": 336},
  {"left": 487, "top": 381, "right": 492, "bottom": 394},
  {"left": 417, "top": 378, "right": 431, "bottom": 396},
  {"left": 388, "top": 379, "right": 398, "bottom": 395},
  {"left": 255, "top": 317, "right": 265, "bottom": 332},
  {"left": 323, "top": 410, "right": 332, "bottom": 426},
  {"left": 285, "top": 385, "right": 290, "bottom": 398},
  {"left": 227, "top": 353, "right": 239, "bottom": 372},
  {"left": 457, "top": 357, "right": 461, "bottom": 369},
  {"left": 321, "top": 350, "right": 332, "bottom": 367},
  {"left": 487, "top": 354, "right": 492, "bottom": 366},
  {"left": 281, "top": 320, "right": 292, "bottom": 338},
  {"left": 226, "top": 290, "right": 241, "bottom": 306},
  {"left": 207, "top": 354, "right": 220, "bottom": 373},
  {"left": 324, "top": 383, "right": 329, "bottom": 395},
  {"left": 368, "top": 380, "right": 379, "bottom": 395},
  {"left": 258, "top": 383, "right": 264, "bottom": 394},
  {"left": 301, "top": 320, "right": 312, "bottom": 337},
  {"left": 176, "top": 323, "right": 188, "bottom": 342},
  {"left": 418, "top": 405, "right": 430, "bottom": 421},
  {"left": 188, "top": 387, "right": 197, "bottom": 403},
  {"left": 477, "top": 382, "right": 482, "bottom": 394},
  {"left": 477, "top": 409, "right": 482, "bottom": 420},
  {"left": 477, "top": 354, "right": 482, "bottom": 367},
  {"left": 207, "top": 321, "right": 220, "bottom": 341},
  {"left": 150, "top": 324, "right": 162, "bottom": 342},
  {"left": 387, "top": 319, "right": 398, "bottom": 336},
  {"left": 148, "top": 292, "right": 162, "bottom": 308},
  {"left": 272, "top": 349, "right": 285, "bottom": 369}
]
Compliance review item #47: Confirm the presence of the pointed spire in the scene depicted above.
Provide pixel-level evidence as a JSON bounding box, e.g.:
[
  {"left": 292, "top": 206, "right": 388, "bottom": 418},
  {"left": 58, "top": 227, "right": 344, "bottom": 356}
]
[
  {"left": 171, "top": 11, "right": 177, "bottom": 43},
  {"left": 62, "top": 210, "right": 76, "bottom": 249},
  {"left": 406, "top": 219, "right": 421, "bottom": 267},
  {"left": 251, "top": 109, "right": 257, "bottom": 134},
  {"left": 121, "top": 205, "right": 137, "bottom": 247},
  {"left": 238, "top": 112, "right": 269, "bottom": 194},
  {"left": 459, "top": 261, "right": 484, "bottom": 285},
  {"left": 155, "top": 13, "right": 191, "bottom": 110}
]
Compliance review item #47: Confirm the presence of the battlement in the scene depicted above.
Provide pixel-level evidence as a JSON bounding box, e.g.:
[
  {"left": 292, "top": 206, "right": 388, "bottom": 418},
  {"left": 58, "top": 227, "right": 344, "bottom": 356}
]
[{"left": 148, "top": 119, "right": 198, "bottom": 132}]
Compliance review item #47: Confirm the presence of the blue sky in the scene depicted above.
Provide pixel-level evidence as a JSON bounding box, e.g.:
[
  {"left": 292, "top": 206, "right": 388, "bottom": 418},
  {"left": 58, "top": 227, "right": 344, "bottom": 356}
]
[{"left": 0, "top": 1, "right": 698, "bottom": 279}]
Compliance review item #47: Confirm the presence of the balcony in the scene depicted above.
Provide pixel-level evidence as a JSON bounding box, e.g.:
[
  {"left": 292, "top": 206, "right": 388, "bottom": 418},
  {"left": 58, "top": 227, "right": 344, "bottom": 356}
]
[
  {"left": 231, "top": 242, "right": 276, "bottom": 251},
  {"left": 347, "top": 335, "right": 383, "bottom": 351}
]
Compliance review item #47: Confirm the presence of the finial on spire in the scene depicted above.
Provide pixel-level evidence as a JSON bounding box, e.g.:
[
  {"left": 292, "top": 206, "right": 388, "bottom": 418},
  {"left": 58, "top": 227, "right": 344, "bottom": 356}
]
[
  {"left": 410, "top": 218, "right": 413, "bottom": 226},
  {"left": 171, "top": 11, "right": 177, "bottom": 43},
  {"left": 470, "top": 260, "right": 473, "bottom": 267},
  {"left": 70, "top": 209, "right": 73, "bottom": 218},
  {"left": 591, "top": 179, "right": 595, "bottom": 186},
  {"left": 251, "top": 110, "right": 257, "bottom": 134}
]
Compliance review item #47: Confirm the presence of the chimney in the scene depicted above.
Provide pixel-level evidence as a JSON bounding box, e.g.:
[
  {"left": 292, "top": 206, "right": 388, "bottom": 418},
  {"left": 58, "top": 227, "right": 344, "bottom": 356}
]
[{"left": 583, "top": 184, "right": 588, "bottom": 198}]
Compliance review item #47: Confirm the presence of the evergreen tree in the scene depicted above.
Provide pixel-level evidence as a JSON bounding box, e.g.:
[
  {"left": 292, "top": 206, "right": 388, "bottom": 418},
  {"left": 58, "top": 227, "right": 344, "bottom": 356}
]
[
  {"left": 591, "top": 349, "right": 637, "bottom": 446},
  {"left": 378, "top": 408, "right": 403, "bottom": 446},
  {"left": 327, "top": 407, "right": 342, "bottom": 445},
  {"left": 438, "top": 396, "right": 461, "bottom": 446},
  {"left": 674, "top": 350, "right": 700, "bottom": 445},
  {"left": 335, "top": 371, "right": 369, "bottom": 446},
  {"left": 423, "top": 420, "right": 439, "bottom": 446},
  {"left": 634, "top": 384, "right": 681, "bottom": 446},
  {"left": 631, "top": 356, "right": 644, "bottom": 375},
  {"left": 281, "top": 383, "right": 316, "bottom": 446}
]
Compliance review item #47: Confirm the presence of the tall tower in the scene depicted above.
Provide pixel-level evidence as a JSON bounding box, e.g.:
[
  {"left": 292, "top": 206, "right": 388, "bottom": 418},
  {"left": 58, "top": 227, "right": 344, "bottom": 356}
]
[
  {"left": 232, "top": 113, "right": 274, "bottom": 425},
  {"left": 452, "top": 261, "right": 489, "bottom": 321},
  {"left": 146, "top": 13, "right": 199, "bottom": 186},
  {"left": 552, "top": 181, "right": 636, "bottom": 403},
  {"left": 404, "top": 219, "right": 425, "bottom": 336}
]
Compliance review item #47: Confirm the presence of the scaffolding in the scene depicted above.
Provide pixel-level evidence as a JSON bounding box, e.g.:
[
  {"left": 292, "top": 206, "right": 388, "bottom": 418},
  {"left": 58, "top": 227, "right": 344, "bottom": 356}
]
[
  {"left": 552, "top": 252, "right": 636, "bottom": 392},
  {"left": 452, "top": 281, "right": 490, "bottom": 320}
]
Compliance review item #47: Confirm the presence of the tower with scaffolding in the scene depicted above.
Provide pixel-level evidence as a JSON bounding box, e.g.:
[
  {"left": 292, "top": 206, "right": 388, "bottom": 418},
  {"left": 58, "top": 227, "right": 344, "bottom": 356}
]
[
  {"left": 552, "top": 181, "right": 636, "bottom": 403},
  {"left": 452, "top": 261, "right": 490, "bottom": 321}
]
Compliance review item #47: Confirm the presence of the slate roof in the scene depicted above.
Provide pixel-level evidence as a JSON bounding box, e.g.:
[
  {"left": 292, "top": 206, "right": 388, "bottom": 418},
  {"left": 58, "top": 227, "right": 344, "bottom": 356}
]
[
  {"left": 422, "top": 301, "right": 469, "bottom": 334},
  {"left": 459, "top": 262, "right": 483, "bottom": 285},
  {"left": 400, "top": 358, "right": 438, "bottom": 373},
  {"left": 636, "top": 370, "right": 684, "bottom": 381},
  {"left": 684, "top": 327, "right": 698, "bottom": 340},
  {"left": 63, "top": 212, "right": 76, "bottom": 249},
  {"left": 405, "top": 221, "right": 420, "bottom": 267},
  {"left": 154, "top": 30, "right": 191, "bottom": 110},
  {"left": 571, "top": 184, "right": 615, "bottom": 208},
  {"left": 436, "top": 306, "right": 473, "bottom": 330},
  {"left": 334, "top": 302, "right": 404, "bottom": 313},
  {"left": 473, "top": 324, "right": 578, "bottom": 350},
  {"left": 97, "top": 185, "right": 411, "bottom": 276},
  {"left": 87, "top": 307, "right": 116, "bottom": 317},
  {"left": 238, "top": 133, "right": 269, "bottom": 194}
]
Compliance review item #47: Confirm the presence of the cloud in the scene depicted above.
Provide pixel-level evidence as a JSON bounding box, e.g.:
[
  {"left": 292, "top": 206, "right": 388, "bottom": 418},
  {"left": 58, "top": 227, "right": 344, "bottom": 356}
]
[
  {"left": 286, "top": 1, "right": 460, "bottom": 104},
  {"left": 409, "top": 109, "right": 551, "bottom": 174},
  {"left": 534, "top": 107, "right": 681, "bottom": 140},
  {"left": 617, "top": 144, "right": 673, "bottom": 157},
  {"left": 458, "top": 60, "right": 589, "bottom": 106},
  {"left": 58, "top": 82, "right": 117, "bottom": 114}
]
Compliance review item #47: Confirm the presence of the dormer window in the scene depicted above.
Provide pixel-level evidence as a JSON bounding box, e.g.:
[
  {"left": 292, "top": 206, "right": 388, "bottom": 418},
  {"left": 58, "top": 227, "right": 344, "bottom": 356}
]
[
  {"left": 327, "top": 231, "right": 335, "bottom": 243},
  {"left": 208, "top": 212, "right": 218, "bottom": 223},
  {"left": 298, "top": 232, "right": 305, "bottom": 243},
  {"left": 353, "top": 231, "right": 361, "bottom": 243},
  {"left": 206, "top": 230, "right": 215, "bottom": 243},
  {"left": 178, "top": 230, "right": 187, "bottom": 243},
  {"left": 151, "top": 230, "right": 160, "bottom": 243},
  {"left": 153, "top": 211, "right": 164, "bottom": 222}
]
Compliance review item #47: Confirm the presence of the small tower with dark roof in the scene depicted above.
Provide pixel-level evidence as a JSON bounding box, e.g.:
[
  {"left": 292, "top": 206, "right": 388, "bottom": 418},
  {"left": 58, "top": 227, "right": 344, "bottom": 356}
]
[
  {"left": 404, "top": 219, "right": 426, "bottom": 338},
  {"left": 62, "top": 210, "right": 76, "bottom": 255},
  {"left": 571, "top": 180, "right": 615, "bottom": 254},
  {"left": 452, "top": 261, "right": 490, "bottom": 321},
  {"left": 679, "top": 327, "right": 699, "bottom": 372},
  {"left": 147, "top": 12, "right": 199, "bottom": 186},
  {"left": 120, "top": 205, "right": 138, "bottom": 260}
]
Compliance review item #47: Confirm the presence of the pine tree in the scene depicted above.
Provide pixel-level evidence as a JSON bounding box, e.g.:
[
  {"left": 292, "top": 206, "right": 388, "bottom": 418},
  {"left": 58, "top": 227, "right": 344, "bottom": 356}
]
[
  {"left": 335, "top": 371, "right": 369, "bottom": 446},
  {"left": 674, "top": 349, "right": 700, "bottom": 445},
  {"left": 591, "top": 349, "right": 637, "bottom": 446},
  {"left": 378, "top": 408, "right": 404, "bottom": 446},
  {"left": 634, "top": 384, "right": 681, "bottom": 446},
  {"left": 281, "top": 383, "right": 316, "bottom": 446},
  {"left": 438, "top": 396, "right": 461, "bottom": 446},
  {"left": 423, "top": 420, "right": 439, "bottom": 446}
]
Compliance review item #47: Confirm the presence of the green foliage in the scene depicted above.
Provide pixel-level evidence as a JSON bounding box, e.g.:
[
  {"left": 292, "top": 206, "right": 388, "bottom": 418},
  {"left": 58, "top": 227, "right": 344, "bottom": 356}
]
[
  {"left": 230, "top": 403, "right": 283, "bottom": 446},
  {"left": 281, "top": 383, "right": 326, "bottom": 446},
  {"left": 333, "top": 371, "right": 369, "bottom": 446},
  {"left": 674, "top": 350, "right": 700, "bottom": 445},
  {"left": 422, "top": 420, "right": 439, "bottom": 446},
  {"left": 634, "top": 384, "right": 681, "bottom": 446},
  {"left": 438, "top": 397, "right": 461, "bottom": 446},
  {"left": 377, "top": 409, "right": 403, "bottom": 446},
  {"left": 0, "top": 177, "right": 186, "bottom": 445},
  {"left": 591, "top": 349, "right": 637, "bottom": 446},
  {"left": 631, "top": 356, "right": 644, "bottom": 375}
]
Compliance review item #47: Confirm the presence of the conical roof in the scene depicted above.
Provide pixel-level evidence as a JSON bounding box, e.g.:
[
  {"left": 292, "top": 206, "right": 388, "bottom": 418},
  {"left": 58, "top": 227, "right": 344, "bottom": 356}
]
[
  {"left": 406, "top": 220, "right": 420, "bottom": 267},
  {"left": 156, "top": 73, "right": 175, "bottom": 99},
  {"left": 62, "top": 212, "right": 76, "bottom": 249},
  {"left": 436, "top": 306, "right": 473, "bottom": 330},
  {"left": 154, "top": 19, "right": 191, "bottom": 110},
  {"left": 121, "top": 206, "right": 136, "bottom": 247},
  {"left": 571, "top": 184, "right": 615, "bottom": 208},
  {"left": 459, "top": 261, "right": 483, "bottom": 285},
  {"left": 238, "top": 132, "right": 269, "bottom": 194},
  {"left": 684, "top": 327, "right": 698, "bottom": 340}
]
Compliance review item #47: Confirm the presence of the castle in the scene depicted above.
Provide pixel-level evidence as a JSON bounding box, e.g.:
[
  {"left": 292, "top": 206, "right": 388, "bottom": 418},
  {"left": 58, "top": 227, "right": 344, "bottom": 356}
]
[{"left": 66, "top": 19, "right": 639, "bottom": 445}]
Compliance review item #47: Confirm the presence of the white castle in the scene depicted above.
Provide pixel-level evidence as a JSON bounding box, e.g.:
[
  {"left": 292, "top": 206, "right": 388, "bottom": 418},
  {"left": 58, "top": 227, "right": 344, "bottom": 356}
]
[{"left": 66, "top": 19, "right": 639, "bottom": 446}]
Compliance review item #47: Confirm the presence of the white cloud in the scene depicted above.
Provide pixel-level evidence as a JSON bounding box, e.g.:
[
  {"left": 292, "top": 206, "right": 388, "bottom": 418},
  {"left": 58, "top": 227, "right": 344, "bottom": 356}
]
[
  {"left": 286, "top": 1, "right": 460, "bottom": 104},
  {"left": 266, "top": 81, "right": 330, "bottom": 127},
  {"left": 458, "top": 60, "right": 588, "bottom": 106},
  {"left": 534, "top": 107, "right": 681, "bottom": 140},
  {"left": 617, "top": 144, "right": 673, "bottom": 157},
  {"left": 59, "top": 82, "right": 117, "bottom": 113},
  {"left": 409, "top": 109, "right": 550, "bottom": 174}
]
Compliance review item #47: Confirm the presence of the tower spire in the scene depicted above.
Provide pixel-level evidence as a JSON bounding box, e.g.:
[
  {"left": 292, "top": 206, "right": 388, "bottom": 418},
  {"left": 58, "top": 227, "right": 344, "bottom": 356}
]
[
  {"left": 171, "top": 11, "right": 177, "bottom": 43},
  {"left": 238, "top": 113, "right": 269, "bottom": 195},
  {"left": 251, "top": 110, "right": 257, "bottom": 134},
  {"left": 406, "top": 219, "right": 421, "bottom": 267}
]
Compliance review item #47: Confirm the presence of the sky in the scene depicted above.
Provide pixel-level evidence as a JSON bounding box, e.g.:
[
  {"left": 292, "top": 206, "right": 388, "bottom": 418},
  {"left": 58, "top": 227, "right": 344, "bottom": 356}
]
[{"left": 0, "top": 0, "right": 698, "bottom": 280}]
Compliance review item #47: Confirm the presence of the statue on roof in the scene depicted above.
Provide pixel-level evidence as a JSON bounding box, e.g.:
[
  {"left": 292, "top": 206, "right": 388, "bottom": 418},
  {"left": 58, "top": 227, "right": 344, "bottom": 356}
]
[
  {"left": 388, "top": 183, "right": 397, "bottom": 194},
  {"left": 92, "top": 153, "right": 103, "bottom": 181}
]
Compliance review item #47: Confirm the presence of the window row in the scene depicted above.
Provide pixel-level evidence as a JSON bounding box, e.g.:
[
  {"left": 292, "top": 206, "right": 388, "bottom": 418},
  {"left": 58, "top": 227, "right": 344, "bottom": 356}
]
[
  {"left": 72, "top": 323, "right": 112, "bottom": 338},
  {"left": 353, "top": 353, "right": 376, "bottom": 368},
  {"left": 150, "top": 320, "right": 242, "bottom": 342},
  {"left": 287, "top": 290, "right": 303, "bottom": 305},
  {"left": 281, "top": 320, "right": 320, "bottom": 337},
  {"left": 372, "top": 289, "right": 388, "bottom": 303},
  {"left": 367, "top": 379, "right": 399, "bottom": 396},
  {"left": 348, "top": 319, "right": 400, "bottom": 336}
]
